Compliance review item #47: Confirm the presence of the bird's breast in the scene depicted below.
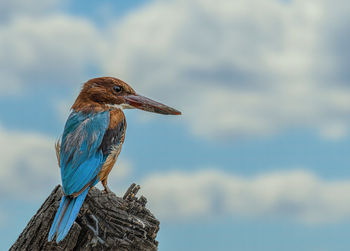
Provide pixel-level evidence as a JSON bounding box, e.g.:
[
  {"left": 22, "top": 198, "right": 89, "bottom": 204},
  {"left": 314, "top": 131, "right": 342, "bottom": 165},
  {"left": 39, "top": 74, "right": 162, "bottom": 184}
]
[
  {"left": 99, "top": 109, "right": 126, "bottom": 156},
  {"left": 98, "top": 109, "right": 127, "bottom": 181}
]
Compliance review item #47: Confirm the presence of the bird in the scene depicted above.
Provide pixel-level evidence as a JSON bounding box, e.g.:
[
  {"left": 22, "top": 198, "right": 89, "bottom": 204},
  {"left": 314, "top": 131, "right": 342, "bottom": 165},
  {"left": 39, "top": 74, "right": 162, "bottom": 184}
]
[{"left": 48, "top": 77, "right": 181, "bottom": 243}]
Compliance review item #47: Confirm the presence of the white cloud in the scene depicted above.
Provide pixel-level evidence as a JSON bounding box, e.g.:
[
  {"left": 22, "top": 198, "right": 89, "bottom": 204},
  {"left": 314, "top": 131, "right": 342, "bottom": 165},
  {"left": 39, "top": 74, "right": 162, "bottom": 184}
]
[
  {"left": 101, "top": 0, "right": 350, "bottom": 140},
  {"left": 0, "top": 14, "right": 105, "bottom": 91},
  {"left": 140, "top": 168, "right": 350, "bottom": 224},
  {"left": 108, "top": 158, "right": 133, "bottom": 181},
  {"left": 54, "top": 97, "right": 75, "bottom": 122},
  {"left": 0, "top": 125, "right": 59, "bottom": 200},
  {"left": 1, "top": 0, "right": 350, "bottom": 140},
  {"left": 0, "top": 0, "right": 61, "bottom": 21}
]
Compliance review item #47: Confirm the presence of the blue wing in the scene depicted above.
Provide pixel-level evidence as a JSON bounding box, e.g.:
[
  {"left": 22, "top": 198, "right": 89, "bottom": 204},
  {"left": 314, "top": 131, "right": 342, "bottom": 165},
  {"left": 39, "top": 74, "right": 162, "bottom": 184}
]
[{"left": 60, "top": 110, "right": 110, "bottom": 195}]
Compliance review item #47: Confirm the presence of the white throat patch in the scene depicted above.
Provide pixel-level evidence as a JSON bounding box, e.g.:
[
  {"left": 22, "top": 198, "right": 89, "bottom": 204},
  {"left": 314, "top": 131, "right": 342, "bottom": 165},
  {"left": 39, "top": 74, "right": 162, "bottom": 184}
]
[{"left": 107, "top": 104, "right": 134, "bottom": 110}]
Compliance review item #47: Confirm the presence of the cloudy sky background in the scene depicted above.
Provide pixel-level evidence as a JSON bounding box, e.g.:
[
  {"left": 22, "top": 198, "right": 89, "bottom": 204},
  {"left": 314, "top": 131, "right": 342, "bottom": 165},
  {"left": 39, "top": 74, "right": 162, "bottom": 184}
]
[{"left": 1, "top": 0, "right": 350, "bottom": 250}]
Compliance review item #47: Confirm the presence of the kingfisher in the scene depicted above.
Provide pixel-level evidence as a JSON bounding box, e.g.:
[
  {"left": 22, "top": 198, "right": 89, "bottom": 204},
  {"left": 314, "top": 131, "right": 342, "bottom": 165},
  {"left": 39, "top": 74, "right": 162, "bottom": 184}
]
[{"left": 48, "top": 77, "right": 181, "bottom": 243}]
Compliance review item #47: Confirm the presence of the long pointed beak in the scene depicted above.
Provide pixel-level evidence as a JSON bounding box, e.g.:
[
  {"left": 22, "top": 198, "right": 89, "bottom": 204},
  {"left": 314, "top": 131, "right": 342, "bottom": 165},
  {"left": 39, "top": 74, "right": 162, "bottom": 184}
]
[{"left": 124, "top": 94, "right": 181, "bottom": 115}]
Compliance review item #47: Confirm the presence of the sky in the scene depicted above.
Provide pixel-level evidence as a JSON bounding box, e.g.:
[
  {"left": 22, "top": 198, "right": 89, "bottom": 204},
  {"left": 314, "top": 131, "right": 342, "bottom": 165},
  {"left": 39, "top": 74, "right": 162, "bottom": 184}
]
[{"left": 1, "top": 0, "right": 350, "bottom": 250}]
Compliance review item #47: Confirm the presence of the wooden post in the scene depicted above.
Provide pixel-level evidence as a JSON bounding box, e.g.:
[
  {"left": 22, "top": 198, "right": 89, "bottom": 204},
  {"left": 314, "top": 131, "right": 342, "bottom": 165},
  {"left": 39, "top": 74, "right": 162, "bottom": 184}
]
[{"left": 10, "top": 184, "right": 160, "bottom": 251}]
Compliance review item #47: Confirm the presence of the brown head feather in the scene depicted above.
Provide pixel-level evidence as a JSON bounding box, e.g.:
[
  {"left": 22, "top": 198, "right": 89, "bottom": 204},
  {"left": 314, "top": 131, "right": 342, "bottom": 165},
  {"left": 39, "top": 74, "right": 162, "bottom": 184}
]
[{"left": 72, "top": 77, "right": 136, "bottom": 112}]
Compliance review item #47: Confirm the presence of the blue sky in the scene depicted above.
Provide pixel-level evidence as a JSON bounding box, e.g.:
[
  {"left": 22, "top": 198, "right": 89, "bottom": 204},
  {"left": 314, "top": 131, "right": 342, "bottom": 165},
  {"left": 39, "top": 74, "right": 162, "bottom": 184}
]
[{"left": 1, "top": 0, "right": 350, "bottom": 250}]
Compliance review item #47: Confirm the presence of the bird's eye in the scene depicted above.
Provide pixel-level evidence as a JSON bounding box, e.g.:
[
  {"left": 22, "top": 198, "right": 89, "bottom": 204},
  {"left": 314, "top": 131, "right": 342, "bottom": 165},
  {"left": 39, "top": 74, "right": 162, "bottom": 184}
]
[{"left": 113, "top": 86, "right": 122, "bottom": 93}]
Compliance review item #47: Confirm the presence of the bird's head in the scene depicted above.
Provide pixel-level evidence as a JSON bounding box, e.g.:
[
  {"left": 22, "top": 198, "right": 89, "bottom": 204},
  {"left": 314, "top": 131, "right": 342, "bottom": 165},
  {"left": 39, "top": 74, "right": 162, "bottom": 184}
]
[{"left": 73, "top": 77, "right": 181, "bottom": 115}]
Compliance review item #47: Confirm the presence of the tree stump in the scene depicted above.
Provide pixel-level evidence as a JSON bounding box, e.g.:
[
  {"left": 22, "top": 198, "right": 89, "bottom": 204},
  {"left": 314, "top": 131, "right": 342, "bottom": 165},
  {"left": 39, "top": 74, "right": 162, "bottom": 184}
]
[{"left": 10, "top": 184, "right": 160, "bottom": 251}]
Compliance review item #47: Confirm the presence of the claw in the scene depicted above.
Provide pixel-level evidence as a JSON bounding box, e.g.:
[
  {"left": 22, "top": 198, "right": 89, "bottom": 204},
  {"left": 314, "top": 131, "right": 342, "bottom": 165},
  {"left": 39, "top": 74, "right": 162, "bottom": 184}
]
[{"left": 102, "top": 184, "right": 114, "bottom": 195}]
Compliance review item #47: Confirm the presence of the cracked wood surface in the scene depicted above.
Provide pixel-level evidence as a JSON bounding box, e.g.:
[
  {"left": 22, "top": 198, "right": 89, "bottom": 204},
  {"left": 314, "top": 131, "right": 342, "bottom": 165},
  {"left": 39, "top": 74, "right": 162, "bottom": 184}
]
[{"left": 10, "top": 184, "right": 159, "bottom": 251}]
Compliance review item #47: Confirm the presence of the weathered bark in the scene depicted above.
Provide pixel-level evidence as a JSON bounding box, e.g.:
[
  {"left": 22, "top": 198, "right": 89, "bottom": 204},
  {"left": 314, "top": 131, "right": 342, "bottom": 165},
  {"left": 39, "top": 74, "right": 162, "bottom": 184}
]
[{"left": 10, "top": 184, "right": 159, "bottom": 251}]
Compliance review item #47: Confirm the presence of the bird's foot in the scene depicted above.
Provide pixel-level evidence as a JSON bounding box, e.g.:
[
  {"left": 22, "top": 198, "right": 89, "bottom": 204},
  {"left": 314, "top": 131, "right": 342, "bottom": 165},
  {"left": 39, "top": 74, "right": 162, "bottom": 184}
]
[{"left": 102, "top": 185, "right": 113, "bottom": 194}]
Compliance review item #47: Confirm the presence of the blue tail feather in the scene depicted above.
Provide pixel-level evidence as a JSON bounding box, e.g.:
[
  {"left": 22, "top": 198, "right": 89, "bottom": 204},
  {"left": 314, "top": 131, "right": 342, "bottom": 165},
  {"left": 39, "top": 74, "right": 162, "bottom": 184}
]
[
  {"left": 48, "top": 189, "right": 89, "bottom": 243},
  {"left": 48, "top": 195, "right": 69, "bottom": 241}
]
